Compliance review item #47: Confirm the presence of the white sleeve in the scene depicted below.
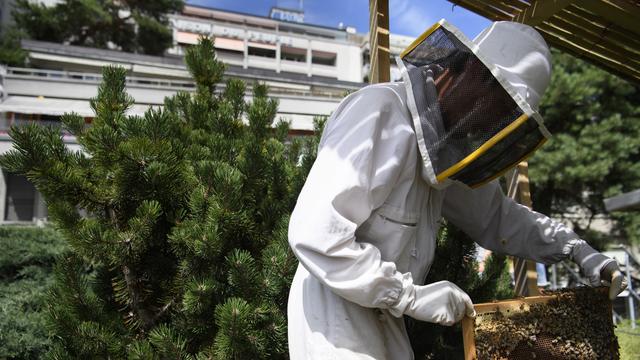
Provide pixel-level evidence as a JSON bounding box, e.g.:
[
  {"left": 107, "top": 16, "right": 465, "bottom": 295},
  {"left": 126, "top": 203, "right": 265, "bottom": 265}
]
[
  {"left": 441, "top": 180, "right": 578, "bottom": 265},
  {"left": 288, "top": 85, "right": 415, "bottom": 310}
]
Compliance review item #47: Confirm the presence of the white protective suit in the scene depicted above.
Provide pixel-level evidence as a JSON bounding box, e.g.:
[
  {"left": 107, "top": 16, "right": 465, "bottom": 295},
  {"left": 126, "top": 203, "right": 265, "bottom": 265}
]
[
  {"left": 288, "top": 82, "right": 578, "bottom": 359},
  {"left": 287, "top": 21, "right": 620, "bottom": 360}
]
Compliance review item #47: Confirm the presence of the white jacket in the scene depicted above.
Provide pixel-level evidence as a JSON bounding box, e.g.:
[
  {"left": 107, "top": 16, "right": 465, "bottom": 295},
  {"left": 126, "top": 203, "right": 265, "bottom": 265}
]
[{"left": 287, "top": 82, "right": 592, "bottom": 360}]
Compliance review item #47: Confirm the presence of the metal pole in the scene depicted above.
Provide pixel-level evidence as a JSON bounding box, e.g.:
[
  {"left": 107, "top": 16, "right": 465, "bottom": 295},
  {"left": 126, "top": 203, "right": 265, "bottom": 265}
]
[
  {"left": 626, "top": 252, "right": 636, "bottom": 329},
  {"left": 551, "top": 263, "right": 557, "bottom": 290}
]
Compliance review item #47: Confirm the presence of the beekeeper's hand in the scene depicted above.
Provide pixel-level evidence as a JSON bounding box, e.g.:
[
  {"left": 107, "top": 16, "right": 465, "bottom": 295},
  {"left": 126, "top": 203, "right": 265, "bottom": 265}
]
[
  {"left": 600, "top": 261, "right": 628, "bottom": 300},
  {"left": 571, "top": 240, "right": 628, "bottom": 300},
  {"left": 403, "top": 281, "right": 475, "bottom": 326}
]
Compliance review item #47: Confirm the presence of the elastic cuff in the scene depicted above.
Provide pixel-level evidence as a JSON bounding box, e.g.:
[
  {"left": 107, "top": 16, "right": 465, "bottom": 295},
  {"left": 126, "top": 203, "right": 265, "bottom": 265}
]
[
  {"left": 387, "top": 272, "right": 415, "bottom": 318},
  {"left": 602, "top": 260, "right": 620, "bottom": 278},
  {"left": 570, "top": 240, "right": 615, "bottom": 286}
]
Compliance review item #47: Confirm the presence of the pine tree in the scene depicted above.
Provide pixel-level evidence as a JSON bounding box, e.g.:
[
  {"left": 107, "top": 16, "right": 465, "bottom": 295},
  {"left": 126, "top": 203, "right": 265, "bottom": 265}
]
[{"left": 0, "top": 36, "right": 322, "bottom": 359}]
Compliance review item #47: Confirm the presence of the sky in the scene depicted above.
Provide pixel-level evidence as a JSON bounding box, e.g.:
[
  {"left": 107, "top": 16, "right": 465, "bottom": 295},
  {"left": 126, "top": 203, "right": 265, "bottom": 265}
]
[{"left": 185, "top": 0, "right": 491, "bottom": 39}]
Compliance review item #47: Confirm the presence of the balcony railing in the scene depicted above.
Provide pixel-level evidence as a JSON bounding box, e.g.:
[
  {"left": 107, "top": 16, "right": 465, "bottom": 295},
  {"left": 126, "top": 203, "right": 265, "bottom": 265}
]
[
  {"left": 6, "top": 67, "right": 197, "bottom": 90},
  {"left": 5, "top": 66, "right": 350, "bottom": 99}
]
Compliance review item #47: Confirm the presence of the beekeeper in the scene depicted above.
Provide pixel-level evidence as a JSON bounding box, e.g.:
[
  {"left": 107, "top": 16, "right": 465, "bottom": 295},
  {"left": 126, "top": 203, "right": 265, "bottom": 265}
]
[{"left": 287, "top": 20, "right": 627, "bottom": 360}]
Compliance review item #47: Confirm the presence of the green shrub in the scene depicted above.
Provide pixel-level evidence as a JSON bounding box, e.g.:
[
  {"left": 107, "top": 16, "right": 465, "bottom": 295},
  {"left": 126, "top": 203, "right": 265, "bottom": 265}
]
[{"left": 0, "top": 226, "right": 66, "bottom": 359}]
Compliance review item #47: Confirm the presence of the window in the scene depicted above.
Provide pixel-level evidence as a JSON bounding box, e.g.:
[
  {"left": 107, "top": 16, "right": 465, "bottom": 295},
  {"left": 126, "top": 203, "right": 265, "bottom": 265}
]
[
  {"left": 216, "top": 48, "right": 244, "bottom": 59},
  {"left": 4, "top": 172, "right": 35, "bottom": 221},
  {"left": 12, "top": 113, "right": 62, "bottom": 127},
  {"left": 281, "top": 46, "right": 306, "bottom": 62},
  {"left": 248, "top": 46, "right": 276, "bottom": 58},
  {"left": 176, "top": 31, "right": 200, "bottom": 45},
  {"left": 214, "top": 37, "right": 244, "bottom": 52},
  {"left": 312, "top": 50, "right": 336, "bottom": 66}
]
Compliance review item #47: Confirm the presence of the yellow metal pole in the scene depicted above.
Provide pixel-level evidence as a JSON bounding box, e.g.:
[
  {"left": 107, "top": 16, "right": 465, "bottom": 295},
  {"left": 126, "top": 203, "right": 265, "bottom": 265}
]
[{"left": 369, "top": 0, "right": 390, "bottom": 83}]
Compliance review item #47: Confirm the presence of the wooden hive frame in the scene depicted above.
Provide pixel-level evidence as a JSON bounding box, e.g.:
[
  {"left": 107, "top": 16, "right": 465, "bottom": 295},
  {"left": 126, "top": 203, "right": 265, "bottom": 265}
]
[
  {"left": 462, "top": 295, "right": 555, "bottom": 360},
  {"left": 462, "top": 288, "right": 614, "bottom": 360}
]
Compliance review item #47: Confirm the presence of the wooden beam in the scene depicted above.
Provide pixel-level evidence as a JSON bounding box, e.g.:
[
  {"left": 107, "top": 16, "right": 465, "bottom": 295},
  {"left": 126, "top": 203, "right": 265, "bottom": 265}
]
[
  {"left": 462, "top": 315, "right": 476, "bottom": 360},
  {"left": 480, "top": 1, "right": 521, "bottom": 18},
  {"left": 562, "top": 6, "right": 640, "bottom": 53},
  {"left": 577, "top": 0, "right": 640, "bottom": 35},
  {"left": 513, "top": 0, "right": 574, "bottom": 26},
  {"left": 488, "top": 2, "right": 520, "bottom": 18},
  {"left": 543, "top": 18, "right": 640, "bottom": 68},
  {"left": 449, "top": 0, "right": 512, "bottom": 21},
  {"left": 544, "top": 32, "right": 640, "bottom": 84},
  {"left": 558, "top": 7, "right": 640, "bottom": 57},
  {"left": 539, "top": 23, "right": 640, "bottom": 81},
  {"left": 447, "top": 0, "right": 640, "bottom": 83},
  {"left": 501, "top": 0, "right": 532, "bottom": 8},
  {"left": 507, "top": 162, "right": 540, "bottom": 297},
  {"left": 369, "top": 0, "right": 390, "bottom": 84}
]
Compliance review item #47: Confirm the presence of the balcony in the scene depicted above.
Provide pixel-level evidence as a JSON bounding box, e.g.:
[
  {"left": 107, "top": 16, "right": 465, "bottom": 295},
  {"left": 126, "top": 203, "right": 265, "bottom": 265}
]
[{"left": 0, "top": 66, "right": 345, "bottom": 136}]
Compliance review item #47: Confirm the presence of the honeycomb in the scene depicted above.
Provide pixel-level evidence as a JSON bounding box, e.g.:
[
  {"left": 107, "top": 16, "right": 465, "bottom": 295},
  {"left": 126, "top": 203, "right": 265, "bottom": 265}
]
[{"left": 472, "top": 287, "right": 619, "bottom": 359}]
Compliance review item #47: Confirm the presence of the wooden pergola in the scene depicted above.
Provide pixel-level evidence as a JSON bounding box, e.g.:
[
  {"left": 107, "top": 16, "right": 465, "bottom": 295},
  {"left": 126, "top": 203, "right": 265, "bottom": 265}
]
[
  {"left": 447, "top": 0, "right": 640, "bottom": 84},
  {"left": 370, "top": 1, "right": 640, "bottom": 84},
  {"left": 368, "top": 0, "right": 640, "bottom": 297}
]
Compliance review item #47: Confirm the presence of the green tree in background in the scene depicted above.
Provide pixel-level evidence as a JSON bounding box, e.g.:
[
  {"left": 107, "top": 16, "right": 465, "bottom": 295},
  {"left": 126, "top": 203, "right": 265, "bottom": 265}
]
[
  {"left": 0, "top": 27, "right": 28, "bottom": 67},
  {"left": 530, "top": 50, "right": 640, "bottom": 251},
  {"left": 12, "top": 0, "right": 184, "bottom": 55},
  {"left": 0, "top": 36, "right": 321, "bottom": 358}
]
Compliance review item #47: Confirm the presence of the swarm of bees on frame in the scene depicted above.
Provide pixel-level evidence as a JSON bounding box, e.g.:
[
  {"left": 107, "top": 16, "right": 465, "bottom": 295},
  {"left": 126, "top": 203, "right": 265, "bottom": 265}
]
[{"left": 474, "top": 287, "right": 619, "bottom": 359}]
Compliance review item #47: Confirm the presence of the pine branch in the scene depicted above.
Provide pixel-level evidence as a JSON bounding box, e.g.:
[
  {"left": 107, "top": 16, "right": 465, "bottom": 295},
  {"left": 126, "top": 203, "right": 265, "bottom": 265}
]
[
  {"left": 185, "top": 36, "right": 225, "bottom": 97},
  {"left": 120, "top": 264, "right": 156, "bottom": 331}
]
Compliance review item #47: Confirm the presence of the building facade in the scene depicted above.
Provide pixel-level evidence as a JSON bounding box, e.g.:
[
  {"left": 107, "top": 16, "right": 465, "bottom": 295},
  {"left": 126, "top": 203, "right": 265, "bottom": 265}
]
[{"left": 0, "top": 3, "right": 413, "bottom": 223}]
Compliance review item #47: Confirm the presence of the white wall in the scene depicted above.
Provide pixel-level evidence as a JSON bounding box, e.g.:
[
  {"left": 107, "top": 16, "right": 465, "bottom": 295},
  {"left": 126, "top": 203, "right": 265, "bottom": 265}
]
[
  {"left": 170, "top": 15, "right": 363, "bottom": 83},
  {"left": 335, "top": 44, "right": 362, "bottom": 82}
]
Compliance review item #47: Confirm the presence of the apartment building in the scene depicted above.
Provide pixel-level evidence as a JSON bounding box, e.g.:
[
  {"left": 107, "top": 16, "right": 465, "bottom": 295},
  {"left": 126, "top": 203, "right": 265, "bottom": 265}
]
[{"left": 0, "top": 3, "right": 413, "bottom": 223}]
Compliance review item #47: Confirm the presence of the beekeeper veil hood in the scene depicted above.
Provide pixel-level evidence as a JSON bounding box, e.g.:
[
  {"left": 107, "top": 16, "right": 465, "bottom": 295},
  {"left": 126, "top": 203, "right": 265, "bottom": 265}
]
[{"left": 396, "top": 20, "right": 552, "bottom": 188}]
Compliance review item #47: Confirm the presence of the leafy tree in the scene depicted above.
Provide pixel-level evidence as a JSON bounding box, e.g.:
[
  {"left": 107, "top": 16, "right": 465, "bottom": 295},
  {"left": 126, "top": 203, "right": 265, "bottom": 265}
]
[
  {"left": 12, "top": 0, "right": 183, "bottom": 55},
  {"left": 530, "top": 50, "right": 640, "bottom": 251},
  {"left": 0, "top": 36, "right": 321, "bottom": 358}
]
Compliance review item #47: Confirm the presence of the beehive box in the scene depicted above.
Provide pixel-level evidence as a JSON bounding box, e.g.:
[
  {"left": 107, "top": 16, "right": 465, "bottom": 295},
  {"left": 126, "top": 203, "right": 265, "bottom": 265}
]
[{"left": 462, "top": 287, "right": 619, "bottom": 359}]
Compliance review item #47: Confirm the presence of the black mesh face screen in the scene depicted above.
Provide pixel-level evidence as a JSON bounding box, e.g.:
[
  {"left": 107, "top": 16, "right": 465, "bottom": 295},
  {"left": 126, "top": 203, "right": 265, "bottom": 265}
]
[
  {"left": 450, "top": 117, "right": 545, "bottom": 186},
  {"left": 402, "top": 25, "right": 545, "bottom": 186}
]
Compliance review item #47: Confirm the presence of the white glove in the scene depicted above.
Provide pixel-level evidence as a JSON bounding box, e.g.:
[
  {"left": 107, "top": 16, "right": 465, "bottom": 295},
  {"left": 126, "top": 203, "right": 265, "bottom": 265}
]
[
  {"left": 390, "top": 280, "right": 475, "bottom": 326},
  {"left": 570, "top": 240, "right": 628, "bottom": 300}
]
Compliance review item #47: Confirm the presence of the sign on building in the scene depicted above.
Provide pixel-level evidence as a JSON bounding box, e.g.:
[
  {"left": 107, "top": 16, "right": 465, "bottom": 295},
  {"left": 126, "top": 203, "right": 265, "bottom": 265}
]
[{"left": 269, "top": 7, "right": 304, "bottom": 23}]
